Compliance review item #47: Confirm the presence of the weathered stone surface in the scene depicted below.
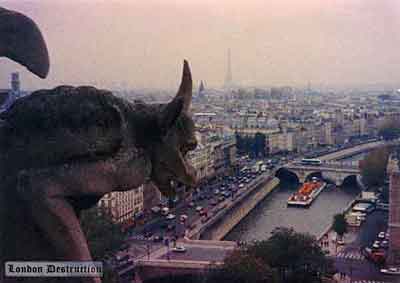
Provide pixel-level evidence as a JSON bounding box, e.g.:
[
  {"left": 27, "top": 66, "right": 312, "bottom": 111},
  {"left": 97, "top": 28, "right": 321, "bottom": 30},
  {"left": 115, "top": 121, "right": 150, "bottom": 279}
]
[
  {"left": 0, "top": 62, "right": 197, "bottom": 283},
  {"left": 0, "top": 7, "right": 197, "bottom": 282}
]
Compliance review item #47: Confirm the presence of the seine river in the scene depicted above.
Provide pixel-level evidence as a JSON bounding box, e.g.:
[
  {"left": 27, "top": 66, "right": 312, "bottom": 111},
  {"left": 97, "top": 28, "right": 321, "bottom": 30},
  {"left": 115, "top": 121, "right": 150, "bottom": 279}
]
[{"left": 225, "top": 154, "right": 365, "bottom": 242}]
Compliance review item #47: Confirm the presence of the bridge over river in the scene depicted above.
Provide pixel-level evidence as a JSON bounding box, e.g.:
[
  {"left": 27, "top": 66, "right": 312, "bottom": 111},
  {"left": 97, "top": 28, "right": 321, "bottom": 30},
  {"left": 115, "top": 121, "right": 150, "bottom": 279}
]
[
  {"left": 225, "top": 140, "right": 396, "bottom": 242},
  {"left": 278, "top": 140, "right": 395, "bottom": 185},
  {"left": 281, "top": 161, "right": 360, "bottom": 185}
]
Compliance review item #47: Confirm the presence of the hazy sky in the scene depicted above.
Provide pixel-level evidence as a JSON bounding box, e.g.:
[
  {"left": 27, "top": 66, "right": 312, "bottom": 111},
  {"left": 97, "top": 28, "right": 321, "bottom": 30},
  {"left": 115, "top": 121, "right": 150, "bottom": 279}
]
[{"left": 1, "top": 0, "right": 400, "bottom": 90}]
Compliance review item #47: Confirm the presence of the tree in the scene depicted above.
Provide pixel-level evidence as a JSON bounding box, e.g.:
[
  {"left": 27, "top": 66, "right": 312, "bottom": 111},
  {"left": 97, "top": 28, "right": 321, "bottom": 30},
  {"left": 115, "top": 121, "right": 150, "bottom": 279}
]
[
  {"left": 248, "top": 227, "right": 333, "bottom": 283},
  {"left": 360, "top": 146, "right": 391, "bottom": 188},
  {"left": 80, "top": 206, "right": 125, "bottom": 260},
  {"left": 208, "top": 248, "right": 278, "bottom": 283},
  {"left": 332, "top": 213, "right": 348, "bottom": 253},
  {"left": 378, "top": 120, "right": 400, "bottom": 140},
  {"left": 332, "top": 213, "right": 347, "bottom": 240}
]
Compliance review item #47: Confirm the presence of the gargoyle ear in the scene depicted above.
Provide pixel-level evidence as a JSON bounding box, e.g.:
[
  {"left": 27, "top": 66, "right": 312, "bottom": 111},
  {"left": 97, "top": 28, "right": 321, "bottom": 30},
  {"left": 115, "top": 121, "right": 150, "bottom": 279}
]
[
  {"left": 159, "top": 96, "right": 184, "bottom": 135},
  {"left": 0, "top": 7, "right": 49, "bottom": 78},
  {"left": 175, "top": 60, "right": 192, "bottom": 113}
]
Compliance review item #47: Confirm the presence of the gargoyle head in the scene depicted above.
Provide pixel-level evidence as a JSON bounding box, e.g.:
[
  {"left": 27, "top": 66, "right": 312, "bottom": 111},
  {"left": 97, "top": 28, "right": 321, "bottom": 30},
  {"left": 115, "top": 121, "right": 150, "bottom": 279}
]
[
  {"left": 150, "top": 60, "right": 198, "bottom": 196},
  {"left": 0, "top": 7, "right": 49, "bottom": 78}
]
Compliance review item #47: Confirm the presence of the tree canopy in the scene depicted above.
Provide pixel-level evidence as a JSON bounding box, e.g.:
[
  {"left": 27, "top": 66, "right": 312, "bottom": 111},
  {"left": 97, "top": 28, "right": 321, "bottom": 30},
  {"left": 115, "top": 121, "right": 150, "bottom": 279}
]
[
  {"left": 248, "top": 227, "right": 333, "bottom": 283},
  {"left": 378, "top": 120, "right": 400, "bottom": 140},
  {"left": 360, "top": 146, "right": 391, "bottom": 188},
  {"left": 80, "top": 206, "right": 125, "bottom": 260},
  {"left": 332, "top": 213, "right": 348, "bottom": 238}
]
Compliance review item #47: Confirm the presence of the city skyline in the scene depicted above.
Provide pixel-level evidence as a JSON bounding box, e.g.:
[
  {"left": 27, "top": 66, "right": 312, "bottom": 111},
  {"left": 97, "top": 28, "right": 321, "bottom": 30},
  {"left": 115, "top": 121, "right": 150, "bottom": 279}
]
[{"left": 1, "top": 0, "right": 400, "bottom": 91}]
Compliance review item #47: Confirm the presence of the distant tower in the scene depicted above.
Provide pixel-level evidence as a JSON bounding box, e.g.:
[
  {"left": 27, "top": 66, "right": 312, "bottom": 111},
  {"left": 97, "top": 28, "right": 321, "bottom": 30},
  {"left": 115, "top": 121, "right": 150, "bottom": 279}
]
[
  {"left": 199, "top": 80, "right": 205, "bottom": 93},
  {"left": 198, "top": 80, "right": 205, "bottom": 99},
  {"left": 224, "top": 48, "right": 232, "bottom": 88},
  {"left": 11, "top": 72, "right": 20, "bottom": 94}
]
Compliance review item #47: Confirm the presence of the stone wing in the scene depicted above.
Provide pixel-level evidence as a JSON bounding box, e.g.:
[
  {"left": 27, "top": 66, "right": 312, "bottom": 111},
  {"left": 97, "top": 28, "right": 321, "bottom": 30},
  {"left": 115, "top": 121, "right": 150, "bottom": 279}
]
[{"left": 0, "top": 86, "right": 125, "bottom": 171}]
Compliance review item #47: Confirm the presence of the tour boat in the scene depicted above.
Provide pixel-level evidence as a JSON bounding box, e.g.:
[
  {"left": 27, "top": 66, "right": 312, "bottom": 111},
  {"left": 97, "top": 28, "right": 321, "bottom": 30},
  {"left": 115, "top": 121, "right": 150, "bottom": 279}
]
[{"left": 287, "top": 177, "right": 326, "bottom": 207}]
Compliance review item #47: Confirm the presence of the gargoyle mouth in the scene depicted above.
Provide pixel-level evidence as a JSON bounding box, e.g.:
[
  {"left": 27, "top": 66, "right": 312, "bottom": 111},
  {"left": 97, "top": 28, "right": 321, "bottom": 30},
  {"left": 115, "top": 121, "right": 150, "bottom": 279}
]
[{"left": 66, "top": 195, "right": 102, "bottom": 217}]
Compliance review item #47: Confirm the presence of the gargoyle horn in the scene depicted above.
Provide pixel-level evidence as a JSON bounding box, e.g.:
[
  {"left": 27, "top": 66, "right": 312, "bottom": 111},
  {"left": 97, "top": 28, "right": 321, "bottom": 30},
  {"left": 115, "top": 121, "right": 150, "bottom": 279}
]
[
  {"left": 159, "top": 60, "right": 192, "bottom": 132},
  {"left": 176, "top": 59, "right": 192, "bottom": 113},
  {"left": 0, "top": 7, "right": 49, "bottom": 78}
]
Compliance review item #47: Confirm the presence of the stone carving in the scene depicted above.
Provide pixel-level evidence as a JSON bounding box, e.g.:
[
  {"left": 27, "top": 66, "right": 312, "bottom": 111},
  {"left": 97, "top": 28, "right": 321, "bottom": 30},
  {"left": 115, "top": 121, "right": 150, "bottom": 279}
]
[
  {"left": 0, "top": 6, "right": 197, "bottom": 283},
  {"left": 0, "top": 7, "right": 49, "bottom": 78}
]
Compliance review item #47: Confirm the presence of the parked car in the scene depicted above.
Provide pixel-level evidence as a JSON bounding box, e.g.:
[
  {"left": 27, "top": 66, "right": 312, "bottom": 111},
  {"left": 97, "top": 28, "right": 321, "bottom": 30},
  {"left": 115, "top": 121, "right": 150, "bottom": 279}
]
[
  {"left": 199, "top": 208, "right": 208, "bottom": 216},
  {"left": 378, "top": 232, "right": 386, "bottom": 239},
  {"left": 372, "top": 241, "right": 381, "bottom": 249},
  {"left": 195, "top": 206, "right": 203, "bottom": 212},
  {"left": 381, "top": 267, "right": 400, "bottom": 275},
  {"left": 172, "top": 245, "right": 186, "bottom": 253},
  {"left": 153, "top": 235, "right": 163, "bottom": 242},
  {"left": 166, "top": 214, "right": 176, "bottom": 220},
  {"left": 381, "top": 240, "right": 389, "bottom": 249}
]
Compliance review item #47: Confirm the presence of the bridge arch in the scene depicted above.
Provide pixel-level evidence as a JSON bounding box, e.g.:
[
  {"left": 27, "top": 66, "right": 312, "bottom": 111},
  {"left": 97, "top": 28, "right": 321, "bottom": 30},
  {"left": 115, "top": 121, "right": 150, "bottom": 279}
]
[
  {"left": 342, "top": 175, "right": 358, "bottom": 188},
  {"left": 304, "top": 171, "right": 323, "bottom": 182},
  {"left": 275, "top": 168, "right": 299, "bottom": 184}
]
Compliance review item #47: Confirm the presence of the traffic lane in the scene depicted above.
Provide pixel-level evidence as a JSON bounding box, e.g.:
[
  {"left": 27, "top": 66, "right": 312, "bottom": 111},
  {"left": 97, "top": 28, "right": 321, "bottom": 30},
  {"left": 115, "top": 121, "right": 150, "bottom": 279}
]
[
  {"left": 131, "top": 170, "right": 269, "bottom": 239},
  {"left": 334, "top": 258, "right": 395, "bottom": 282},
  {"left": 159, "top": 246, "right": 233, "bottom": 262},
  {"left": 351, "top": 210, "right": 388, "bottom": 248}
]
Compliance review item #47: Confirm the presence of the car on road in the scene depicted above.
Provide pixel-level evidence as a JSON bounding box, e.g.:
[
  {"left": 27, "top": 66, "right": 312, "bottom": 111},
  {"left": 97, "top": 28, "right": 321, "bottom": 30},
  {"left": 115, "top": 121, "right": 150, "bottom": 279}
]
[
  {"left": 172, "top": 245, "right": 186, "bottom": 253},
  {"left": 180, "top": 214, "right": 188, "bottom": 222},
  {"left": 363, "top": 247, "right": 386, "bottom": 264},
  {"left": 239, "top": 183, "right": 244, "bottom": 188},
  {"left": 380, "top": 267, "right": 400, "bottom": 275},
  {"left": 195, "top": 206, "right": 203, "bottom": 212},
  {"left": 199, "top": 208, "right": 207, "bottom": 216},
  {"left": 143, "top": 230, "right": 153, "bottom": 238},
  {"left": 337, "top": 240, "right": 345, "bottom": 245},
  {"left": 372, "top": 241, "right": 381, "bottom": 249},
  {"left": 161, "top": 207, "right": 170, "bottom": 216},
  {"left": 153, "top": 235, "right": 163, "bottom": 242},
  {"left": 166, "top": 214, "right": 176, "bottom": 220},
  {"left": 381, "top": 240, "right": 389, "bottom": 249}
]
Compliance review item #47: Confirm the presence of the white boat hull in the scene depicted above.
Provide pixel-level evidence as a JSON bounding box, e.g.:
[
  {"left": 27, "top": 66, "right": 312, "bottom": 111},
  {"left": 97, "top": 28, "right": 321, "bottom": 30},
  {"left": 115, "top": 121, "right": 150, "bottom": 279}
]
[{"left": 287, "top": 182, "right": 326, "bottom": 207}]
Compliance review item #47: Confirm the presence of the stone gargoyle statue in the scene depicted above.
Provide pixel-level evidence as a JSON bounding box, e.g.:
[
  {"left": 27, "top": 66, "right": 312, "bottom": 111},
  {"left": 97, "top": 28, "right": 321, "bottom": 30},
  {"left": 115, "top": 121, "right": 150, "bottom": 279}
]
[{"left": 0, "top": 6, "right": 198, "bottom": 283}]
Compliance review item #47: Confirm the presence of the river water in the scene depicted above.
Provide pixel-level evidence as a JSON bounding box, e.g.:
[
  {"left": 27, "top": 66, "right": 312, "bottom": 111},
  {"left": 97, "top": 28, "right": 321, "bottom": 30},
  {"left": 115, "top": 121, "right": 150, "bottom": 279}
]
[{"left": 225, "top": 153, "right": 365, "bottom": 242}]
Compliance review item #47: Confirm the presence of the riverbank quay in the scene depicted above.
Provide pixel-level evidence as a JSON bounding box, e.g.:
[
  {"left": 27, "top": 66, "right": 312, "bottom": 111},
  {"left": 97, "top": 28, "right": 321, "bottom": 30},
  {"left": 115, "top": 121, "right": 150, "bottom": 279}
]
[
  {"left": 188, "top": 175, "right": 280, "bottom": 240},
  {"left": 318, "top": 195, "right": 360, "bottom": 256}
]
